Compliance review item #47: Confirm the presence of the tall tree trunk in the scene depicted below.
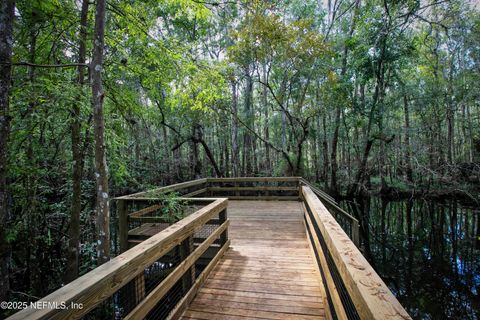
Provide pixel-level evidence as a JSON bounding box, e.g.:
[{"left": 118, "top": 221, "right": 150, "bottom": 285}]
[
  {"left": 281, "top": 111, "right": 287, "bottom": 152},
  {"left": 466, "top": 103, "right": 474, "bottom": 162},
  {"left": 252, "top": 133, "right": 259, "bottom": 174},
  {"left": 322, "top": 112, "right": 329, "bottom": 184},
  {"left": 224, "top": 132, "right": 230, "bottom": 177},
  {"left": 330, "top": 0, "right": 359, "bottom": 196},
  {"left": 91, "top": 0, "right": 110, "bottom": 265},
  {"left": 26, "top": 22, "right": 40, "bottom": 295},
  {"left": 262, "top": 64, "right": 270, "bottom": 173},
  {"left": 66, "top": 0, "right": 89, "bottom": 283},
  {"left": 244, "top": 68, "right": 253, "bottom": 175},
  {"left": 231, "top": 80, "right": 239, "bottom": 177},
  {"left": 446, "top": 59, "right": 455, "bottom": 165},
  {"left": 350, "top": 21, "right": 387, "bottom": 197},
  {"left": 403, "top": 94, "right": 413, "bottom": 182},
  {"left": 192, "top": 124, "right": 202, "bottom": 179},
  {"left": 162, "top": 125, "right": 170, "bottom": 181},
  {"left": 0, "top": 0, "right": 15, "bottom": 302}
]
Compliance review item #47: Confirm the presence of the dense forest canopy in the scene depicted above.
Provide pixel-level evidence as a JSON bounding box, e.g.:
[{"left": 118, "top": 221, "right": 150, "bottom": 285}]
[{"left": 0, "top": 0, "right": 479, "bottom": 316}]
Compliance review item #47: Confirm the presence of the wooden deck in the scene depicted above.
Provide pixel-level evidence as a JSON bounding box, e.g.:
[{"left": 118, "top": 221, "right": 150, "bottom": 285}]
[
  {"left": 180, "top": 200, "right": 329, "bottom": 320},
  {"left": 8, "top": 178, "right": 411, "bottom": 320}
]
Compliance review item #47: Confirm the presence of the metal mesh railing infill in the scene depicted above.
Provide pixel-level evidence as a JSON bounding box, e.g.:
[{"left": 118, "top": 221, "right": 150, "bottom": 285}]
[{"left": 304, "top": 201, "right": 360, "bottom": 320}]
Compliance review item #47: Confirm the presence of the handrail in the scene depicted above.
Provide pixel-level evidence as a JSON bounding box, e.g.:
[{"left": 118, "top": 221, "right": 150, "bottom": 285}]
[
  {"left": 300, "top": 178, "right": 360, "bottom": 246},
  {"left": 7, "top": 178, "right": 411, "bottom": 320},
  {"left": 302, "top": 186, "right": 410, "bottom": 320},
  {"left": 207, "top": 176, "right": 302, "bottom": 182},
  {"left": 8, "top": 198, "right": 228, "bottom": 320},
  {"left": 114, "top": 178, "right": 208, "bottom": 200},
  {"left": 205, "top": 176, "right": 360, "bottom": 245}
]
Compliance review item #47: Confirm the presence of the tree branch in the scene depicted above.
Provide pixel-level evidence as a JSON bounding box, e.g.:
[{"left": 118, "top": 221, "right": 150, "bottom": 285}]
[{"left": 5, "top": 62, "right": 89, "bottom": 68}]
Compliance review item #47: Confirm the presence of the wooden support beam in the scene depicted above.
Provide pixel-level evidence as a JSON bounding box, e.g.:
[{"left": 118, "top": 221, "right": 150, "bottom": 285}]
[
  {"left": 114, "top": 178, "right": 208, "bottom": 200},
  {"left": 182, "top": 188, "right": 207, "bottom": 198},
  {"left": 118, "top": 199, "right": 129, "bottom": 253},
  {"left": 129, "top": 204, "right": 162, "bottom": 218},
  {"left": 219, "top": 208, "right": 228, "bottom": 246},
  {"left": 179, "top": 236, "right": 195, "bottom": 294}
]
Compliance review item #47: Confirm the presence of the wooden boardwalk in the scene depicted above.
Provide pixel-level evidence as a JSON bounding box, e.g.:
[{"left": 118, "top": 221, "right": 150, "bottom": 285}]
[
  {"left": 8, "top": 178, "right": 411, "bottom": 320},
  {"left": 181, "top": 200, "right": 329, "bottom": 320}
]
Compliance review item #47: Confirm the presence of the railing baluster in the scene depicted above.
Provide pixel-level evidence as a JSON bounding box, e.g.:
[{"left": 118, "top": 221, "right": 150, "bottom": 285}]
[
  {"left": 118, "top": 199, "right": 129, "bottom": 253},
  {"left": 219, "top": 208, "right": 228, "bottom": 246}
]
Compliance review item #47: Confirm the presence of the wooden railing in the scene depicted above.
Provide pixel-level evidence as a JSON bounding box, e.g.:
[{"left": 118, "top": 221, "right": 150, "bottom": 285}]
[
  {"left": 7, "top": 177, "right": 401, "bottom": 320},
  {"left": 114, "top": 178, "right": 209, "bottom": 200},
  {"left": 299, "top": 178, "right": 360, "bottom": 246},
  {"left": 8, "top": 198, "right": 229, "bottom": 320},
  {"left": 206, "top": 176, "right": 300, "bottom": 200},
  {"left": 302, "top": 186, "right": 411, "bottom": 320},
  {"left": 116, "top": 177, "right": 360, "bottom": 247}
]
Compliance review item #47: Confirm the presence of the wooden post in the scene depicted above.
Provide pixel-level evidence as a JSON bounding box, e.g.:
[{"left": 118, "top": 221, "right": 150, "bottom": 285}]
[
  {"left": 118, "top": 199, "right": 129, "bottom": 253},
  {"left": 298, "top": 179, "right": 304, "bottom": 200},
  {"left": 179, "top": 236, "right": 195, "bottom": 293},
  {"left": 219, "top": 208, "right": 228, "bottom": 245},
  {"left": 476, "top": 212, "right": 480, "bottom": 250},
  {"left": 187, "top": 236, "right": 195, "bottom": 286}
]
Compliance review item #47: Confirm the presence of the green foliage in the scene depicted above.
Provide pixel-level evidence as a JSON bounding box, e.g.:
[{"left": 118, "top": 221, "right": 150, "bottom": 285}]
[
  {"left": 159, "top": 192, "right": 186, "bottom": 224},
  {"left": 3, "top": 0, "right": 479, "bottom": 314}
]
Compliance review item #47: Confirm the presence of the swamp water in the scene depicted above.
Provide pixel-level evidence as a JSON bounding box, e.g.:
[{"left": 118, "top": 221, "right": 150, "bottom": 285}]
[{"left": 341, "top": 197, "right": 479, "bottom": 319}]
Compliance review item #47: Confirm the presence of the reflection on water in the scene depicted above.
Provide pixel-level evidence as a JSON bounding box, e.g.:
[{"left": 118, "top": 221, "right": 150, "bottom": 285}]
[{"left": 342, "top": 197, "right": 479, "bottom": 320}]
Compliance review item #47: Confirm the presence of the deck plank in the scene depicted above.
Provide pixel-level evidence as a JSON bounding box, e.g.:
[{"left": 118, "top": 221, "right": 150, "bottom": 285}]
[{"left": 180, "top": 200, "right": 328, "bottom": 320}]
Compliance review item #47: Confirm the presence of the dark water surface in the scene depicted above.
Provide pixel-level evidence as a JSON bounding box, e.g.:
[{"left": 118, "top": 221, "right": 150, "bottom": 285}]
[{"left": 341, "top": 197, "right": 479, "bottom": 319}]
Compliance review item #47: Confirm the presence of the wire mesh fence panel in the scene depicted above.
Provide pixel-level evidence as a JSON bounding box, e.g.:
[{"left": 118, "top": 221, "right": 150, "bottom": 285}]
[
  {"left": 304, "top": 200, "right": 360, "bottom": 320},
  {"left": 80, "top": 213, "right": 226, "bottom": 320}
]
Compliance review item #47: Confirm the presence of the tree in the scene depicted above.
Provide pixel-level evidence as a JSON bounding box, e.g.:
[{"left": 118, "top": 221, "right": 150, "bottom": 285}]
[
  {"left": 0, "top": 0, "right": 15, "bottom": 302},
  {"left": 65, "top": 0, "right": 89, "bottom": 283},
  {"left": 91, "top": 0, "right": 109, "bottom": 265}
]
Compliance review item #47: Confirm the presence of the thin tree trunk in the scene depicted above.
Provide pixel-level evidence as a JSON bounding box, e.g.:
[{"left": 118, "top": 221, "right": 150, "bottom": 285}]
[
  {"left": 446, "top": 59, "right": 455, "bottom": 165},
  {"left": 262, "top": 64, "right": 270, "bottom": 173},
  {"left": 350, "top": 22, "right": 387, "bottom": 197},
  {"left": 466, "top": 103, "right": 474, "bottom": 162},
  {"left": 330, "top": 0, "right": 359, "bottom": 196},
  {"left": 192, "top": 124, "right": 202, "bottom": 179},
  {"left": 231, "top": 81, "right": 239, "bottom": 176},
  {"left": 322, "top": 112, "right": 329, "bottom": 183},
  {"left": 244, "top": 68, "right": 253, "bottom": 175},
  {"left": 0, "top": 0, "right": 15, "bottom": 302},
  {"left": 224, "top": 132, "right": 230, "bottom": 177},
  {"left": 66, "top": 0, "right": 89, "bottom": 283},
  {"left": 91, "top": 0, "right": 110, "bottom": 265},
  {"left": 403, "top": 94, "right": 413, "bottom": 182},
  {"left": 281, "top": 111, "right": 287, "bottom": 152},
  {"left": 162, "top": 125, "right": 170, "bottom": 180}
]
